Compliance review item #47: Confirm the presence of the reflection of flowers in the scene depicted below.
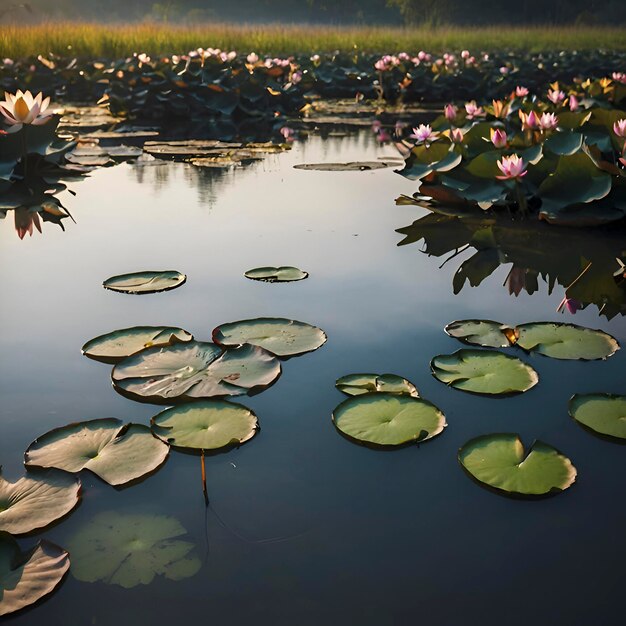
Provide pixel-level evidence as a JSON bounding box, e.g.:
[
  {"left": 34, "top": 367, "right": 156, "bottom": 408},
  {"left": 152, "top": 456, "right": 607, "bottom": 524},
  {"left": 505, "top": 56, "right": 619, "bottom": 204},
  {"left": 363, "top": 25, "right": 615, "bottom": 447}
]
[
  {"left": 0, "top": 90, "right": 53, "bottom": 131},
  {"left": 505, "top": 266, "right": 538, "bottom": 297},
  {"left": 557, "top": 296, "right": 582, "bottom": 314},
  {"left": 14, "top": 207, "right": 42, "bottom": 239}
]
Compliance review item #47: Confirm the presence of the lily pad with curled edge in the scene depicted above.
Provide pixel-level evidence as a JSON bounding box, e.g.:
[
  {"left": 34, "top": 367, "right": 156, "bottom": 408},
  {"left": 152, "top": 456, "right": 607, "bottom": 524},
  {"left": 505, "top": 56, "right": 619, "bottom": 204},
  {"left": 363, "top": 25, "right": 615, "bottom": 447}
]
[
  {"left": 569, "top": 393, "right": 626, "bottom": 441},
  {"left": 430, "top": 349, "right": 538, "bottom": 396},
  {"left": 81, "top": 326, "right": 193, "bottom": 364},
  {"left": 0, "top": 470, "right": 80, "bottom": 535},
  {"left": 151, "top": 400, "right": 258, "bottom": 451},
  {"left": 212, "top": 317, "right": 327, "bottom": 357},
  {"left": 336, "top": 373, "right": 419, "bottom": 398},
  {"left": 332, "top": 393, "right": 446, "bottom": 448},
  {"left": 244, "top": 266, "right": 308, "bottom": 283},
  {"left": 66, "top": 511, "right": 200, "bottom": 589},
  {"left": 25, "top": 419, "right": 169, "bottom": 486},
  {"left": 293, "top": 161, "right": 393, "bottom": 171},
  {"left": 0, "top": 534, "right": 70, "bottom": 616},
  {"left": 515, "top": 322, "right": 619, "bottom": 361},
  {"left": 458, "top": 433, "right": 577, "bottom": 497},
  {"left": 112, "top": 341, "right": 280, "bottom": 403},
  {"left": 445, "top": 320, "right": 517, "bottom": 349},
  {"left": 103, "top": 270, "right": 186, "bottom": 295}
]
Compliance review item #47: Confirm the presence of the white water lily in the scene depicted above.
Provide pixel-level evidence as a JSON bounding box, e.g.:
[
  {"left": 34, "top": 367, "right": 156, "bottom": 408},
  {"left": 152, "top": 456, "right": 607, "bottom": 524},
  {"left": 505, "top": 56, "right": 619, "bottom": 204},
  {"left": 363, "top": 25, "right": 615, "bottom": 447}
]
[{"left": 0, "top": 90, "right": 53, "bottom": 131}]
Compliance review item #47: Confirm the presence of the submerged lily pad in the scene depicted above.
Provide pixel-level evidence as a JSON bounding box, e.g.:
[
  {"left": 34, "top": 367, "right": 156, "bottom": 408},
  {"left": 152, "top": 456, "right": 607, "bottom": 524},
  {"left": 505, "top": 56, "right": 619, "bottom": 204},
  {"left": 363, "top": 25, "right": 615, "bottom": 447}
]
[
  {"left": 103, "top": 270, "right": 186, "bottom": 295},
  {"left": 151, "top": 400, "right": 258, "bottom": 451},
  {"left": 293, "top": 161, "right": 392, "bottom": 171},
  {"left": 569, "top": 393, "right": 626, "bottom": 441},
  {"left": 244, "top": 266, "right": 308, "bottom": 283},
  {"left": 336, "top": 373, "right": 419, "bottom": 397},
  {"left": 25, "top": 420, "right": 169, "bottom": 486},
  {"left": 332, "top": 393, "right": 446, "bottom": 448},
  {"left": 458, "top": 433, "right": 577, "bottom": 497},
  {"left": 515, "top": 322, "right": 619, "bottom": 360},
  {"left": 0, "top": 534, "right": 70, "bottom": 616},
  {"left": 212, "top": 317, "right": 327, "bottom": 357},
  {"left": 0, "top": 470, "right": 80, "bottom": 535},
  {"left": 112, "top": 341, "right": 280, "bottom": 403},
  {"left": 81, "top": 326, "right": 193, "bottom": 363},
  {"left": 67, "top": 511, "right": 200, "bottom": 589},
  {"left": 445, "top": 320, "right": 516, "bottom": 348},
  {"left": 431, "top": 349, "right": 538, "bottom": 396}
]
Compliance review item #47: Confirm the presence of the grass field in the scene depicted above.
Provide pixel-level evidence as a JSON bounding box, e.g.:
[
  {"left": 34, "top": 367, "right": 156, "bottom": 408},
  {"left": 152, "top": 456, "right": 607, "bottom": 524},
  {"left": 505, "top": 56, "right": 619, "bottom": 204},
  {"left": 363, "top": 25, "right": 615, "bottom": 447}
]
[{"left": 1, "top": 22, "right": 626, "bottom": 58}]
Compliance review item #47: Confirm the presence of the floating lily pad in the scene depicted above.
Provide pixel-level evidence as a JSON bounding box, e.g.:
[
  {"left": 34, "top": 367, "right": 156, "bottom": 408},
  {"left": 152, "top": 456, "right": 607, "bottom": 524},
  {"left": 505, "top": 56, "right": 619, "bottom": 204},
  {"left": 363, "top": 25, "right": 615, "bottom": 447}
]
[
  {"left": 103, "top": 271, "right": 186, "bottom": 295},
  {"left": 445, "top": 320, "right": 516, "bottom": 348},
  {"left": 569, "top": 393, "right": 626, "bottom": 441},
  {"left": 336, "top": 373, "right": 419, "bottom": 397},
  {"left": 332, "top": 393, "right": 446, "bottom": 448},
  {"left": 112, "top": 341, "right": 280, "bottom": 403},
  {"left": 151, "top": 400, "right": 258, "bottom": 451},
  {"left": 244, "top": 266, "right": 308, "bottom": 283},
  {"left": 0, "top": 470, "right": 80, "bottom": 535},
  {"left": 431, "top": 349, "right": 538, "bottom": 396},
  {"left": 515, "top": 322, "right": 619, "bottom": 360},
  {"left": 458, "top": 433, "right": 577, "bottom": 497},
  {"left": 81, "top": 326, "right": 194, "bottom": 363},
  {"left": 25, "top": 420, "right": 169, "bottom": 486},
  {"left": 66, "top": 512, "right": 200, "bottom": 589},
  {"left": 0, "top": 534, "right": 70, "bottom": 616},
  {"left": 212, "top": 317, "right": 327, "bottom": 357},
  {"left": 293, "top": 161, "right": 392, "bottom": 171}
]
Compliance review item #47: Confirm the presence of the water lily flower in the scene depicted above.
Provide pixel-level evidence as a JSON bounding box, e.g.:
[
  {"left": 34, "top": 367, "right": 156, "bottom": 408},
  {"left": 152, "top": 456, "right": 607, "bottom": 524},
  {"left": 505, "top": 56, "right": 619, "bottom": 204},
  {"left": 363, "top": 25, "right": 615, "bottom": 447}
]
[
  {"left": 515, "top": 86, "right": 529, "bottom": 97},
  {"left": 547, "top": 89, "right": 565, "bottom": 105},
  {"left": 613, "top": 119, "right": 626, "bottom": 138},
  {"left": 0, "top": 90, "right": 53, "bottom": 131},
  {"left": 14, "top": 207, "right": 42, "bottom": 239},
  {"left": 464, "top": 101, "right": 484, "bottom": 119},
  {"left": 492, "top": 99, "right": 509, "bottom": 119},
  {"left": 496, "top": 154, "right": 527, "bottom": 180},
  {"left": 246, "top": 52, "right": 259, "bottom": 64},
  {"left": 398, "top": 52, "right": 410, "bottom": 62},
  {"left": 450, "top": 128, "right": 465, "bottom": 143},
  {"left": 499, "top": 66, "right": 510, "bottom": 75},
  {"left": 612, "top": 72, "right": 626, "bottom": 84},
  {"left": 136, "top": 53, "right": 151, "bottom": 65},
  {"left": 444, "top": 103, "right": 458, "bottom": 122},
  {"left": 490, "top": 128, "right": 508, "bottom": 148},
  {"left": 410, "top": 124, "right": 439, "bottom": 143},
  {"left": 310, "top": 54, "right": 320, "bottom": 63},
  {"left": 290, "top": 71, "right": 302, "bottom": 84},
  {"left": 568, "top": 94, "right": 579, "bottom": 111},
  {"left": 374, "top": 58, "right": 388, "bottom": 71},
  {"left": 280, "top": 126, "right": 295, "bottom": 141},
  {"left": 539, "top": 112, "right": 559, "bottom": 130},
  {"left": 461, "top": 50, "right": 470, "bottom": 59},
  {"left": 519, "top": 109, "right": 540, "bottom": 130}
]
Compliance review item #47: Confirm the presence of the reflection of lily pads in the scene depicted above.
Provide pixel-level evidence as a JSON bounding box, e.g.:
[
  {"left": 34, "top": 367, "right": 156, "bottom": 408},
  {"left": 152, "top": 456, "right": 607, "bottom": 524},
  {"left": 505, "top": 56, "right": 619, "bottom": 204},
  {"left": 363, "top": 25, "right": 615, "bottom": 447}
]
[
  {"left": 332, "top": 393, "right": 446, "bottom": 448},
  {"left": 212, "top": 317, "right": 327, "bottom": 357},
  {"left": 515, "top": 322, "right": 619, "bottom": 360},
  {"left": 25, "top": 420, "right": 169, "bottom": 486},
  {"left": 0, "top": 534, "right": 70, "bottom": 616},
  {"left": 336, "top": 373, "right": 419, "bottom": 397},
  {"left": 458, "top": 433, "right": 577, "bottom": 497},
  {"left": 151, "top": 400, "right": 258, "bottom": 451},
  {"left": 569, "top": 393, "right": 626, "bottom": 441},
  {"left": 112, "top": 341, "right": 280, "bottom": 403},
  {"left": 431, "top": 349, "right": 538, "bottom": 396},
  {"left": 0, "top": 470, "right": 80, "bottom": 535},
  {"left": 103, "top": 270, "right": 186, "bottom": 295},
  {"left": 445, "top": 320, "right": 516, "bottom": 348},
  {"left": 67, "top": 512, "right": 200, "bottom": 589},
  {"left": 244, "top": 266, "right": 308, "bottom": 283},
  {"left": 81, "top": 326, "right": 193, "bottom": 363},
  {"left": 293, "top": 161, "right": 392, "bottom": 171}
]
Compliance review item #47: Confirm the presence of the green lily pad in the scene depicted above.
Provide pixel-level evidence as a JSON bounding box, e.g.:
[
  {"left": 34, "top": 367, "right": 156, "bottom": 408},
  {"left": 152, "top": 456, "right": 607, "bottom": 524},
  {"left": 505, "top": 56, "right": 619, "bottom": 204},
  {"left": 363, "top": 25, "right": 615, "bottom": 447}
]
[
  {"left": 244, "top": 266, "right": 308, "bottom": 283},
  {"left": 445, "top": 320, "right": 517, "bottom": 348},
  {"left": 212, "top": 317, "right": 327, "bottom": 357},
  {"left": 336, "top": 373, "right": 419, "bottom": 397},
  {"left": 458, "top": 433, "right": 577, "bottom": 497},
  {"left": 151, "top": 400, "right": 258, "bottom": 451},
  {"left": 431, "top": 349, "right": 538, "bottom": 396},
  {"left": 81, "top": 326, "right": 194, "bottom": 363},
  {"left": 569, "top": 393, "right": 626, "bottom": 441},
  {"left": 293, "top": 161, "right": 392, "bottom": 171},
  {"left": 515, "top": 322, "right": 619, "bottom": 360},
  {"left": 0, "top": 470, "right": 80, "bottom": 535},
  {"left": 332, "top": 393, "right": 446, "bottom": 448},
  {"left": 112, "top": 341, "right": 280, "bottom": 403},
  {"left": 0, "top": 534, "right": 70, "bottom": 617},
  {"left": 103, "top": 270, "right": 186, "bottom": 295},
  {"left": 66, "top": 511, "right": 200, "bottom": 589},
  {"left": 25, "top": 420, "right": 169, "bottom": 486}
]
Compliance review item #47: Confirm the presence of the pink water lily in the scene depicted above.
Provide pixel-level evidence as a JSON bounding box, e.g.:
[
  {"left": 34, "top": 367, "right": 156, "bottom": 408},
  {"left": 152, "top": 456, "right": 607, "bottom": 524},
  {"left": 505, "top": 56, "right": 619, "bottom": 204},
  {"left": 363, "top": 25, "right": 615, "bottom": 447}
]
[
  {"left": 490, "top": 128, "right": 508, "bottom": 148},
  {"left": 410, "top": 124, "right": 439, "bottom": 143},
  {"left": 612, "top": 72, "right": 626, "bottom": 84},
  {"left": 568, "top": 94, "right": 579, "bottom": 111},
  {"left": 465, "top": 101, "right": 484, "bottom": 119},
  {"left": 246, "top": 52, "right": 259, "bottom": 64},
  {"left": 547, "top": 89, "right": 566, "bottom": 105},
  {"left": 496, "top": 154, "right": 527, "bottom": 180},
  {"left": 444, "top": 103, "right": 458, "bottom": 122},
  {"left": 519, "top": 110, "right": 540, "bottom": 130},
  {"left": 450, "top": 128, "right": 465, "bottom": 143},
  {"left": 539, "top": 112, "right": 559, "bottom": 130},
  {"left": 613, "top": 119, "right": 626, "bottom": 138},
  {"left": 0, "top": 90, "right": 53, "bottom": 131},
  {"left": 515, "top": 86, "right": 529, "bottom": 97}
]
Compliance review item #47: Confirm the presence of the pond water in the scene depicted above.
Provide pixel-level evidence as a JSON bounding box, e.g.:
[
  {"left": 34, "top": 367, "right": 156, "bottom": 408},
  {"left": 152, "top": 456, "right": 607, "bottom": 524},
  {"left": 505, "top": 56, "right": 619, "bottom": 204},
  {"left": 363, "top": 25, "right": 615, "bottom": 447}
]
[{"left": 1, "top": 131, "right": 625, "bottom": 626}]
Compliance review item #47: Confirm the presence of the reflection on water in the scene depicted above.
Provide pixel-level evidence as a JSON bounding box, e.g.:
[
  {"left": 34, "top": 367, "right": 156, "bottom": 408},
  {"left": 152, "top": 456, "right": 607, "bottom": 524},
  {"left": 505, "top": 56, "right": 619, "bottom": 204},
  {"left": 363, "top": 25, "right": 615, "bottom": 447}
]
[{"left": 398, "top": 213, "right": 626, "bottom": 320}]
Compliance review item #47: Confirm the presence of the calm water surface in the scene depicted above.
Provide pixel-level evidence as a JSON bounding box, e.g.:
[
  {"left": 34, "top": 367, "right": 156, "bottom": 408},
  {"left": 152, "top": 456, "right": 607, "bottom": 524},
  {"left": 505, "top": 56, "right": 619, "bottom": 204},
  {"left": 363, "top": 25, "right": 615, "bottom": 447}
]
[{"left": 1, "top": 133, "right": 625, "bottom": 625}]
